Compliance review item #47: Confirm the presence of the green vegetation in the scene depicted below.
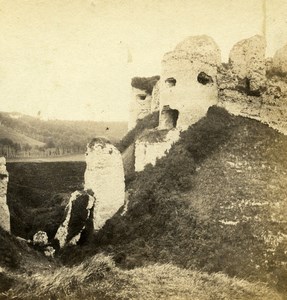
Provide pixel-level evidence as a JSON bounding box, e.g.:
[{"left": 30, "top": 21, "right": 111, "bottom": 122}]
[
  {"left": 59, "top": 106, "right": 287, "bottom": 296},
  {"left": 116, "top": 111, "right": 159, "bottom": 153},
  {"left": 116, "top": 111, "right": 159, "bottom": 183},
  {"left": 2, "top": 254, "right": 281, "bottom": 300},
  {"left": 7, "top": 162, "right": 85, "bottom": 239},
  {"left": 0, "top": 111, "right": 127, "bottom": 158},
  {"left": 131, "top": 76, "right": 160, "bottom": 94},
  {"left": 4, "top": 106, "right": 287, "bottom": 298}
]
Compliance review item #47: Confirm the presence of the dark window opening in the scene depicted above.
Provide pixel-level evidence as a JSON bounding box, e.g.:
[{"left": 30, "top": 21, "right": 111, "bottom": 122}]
[
  {"left": 161, "top": 106, "right": 179, "bottom": 129},
  {"left": 197, "top": 72, "right": 213, "bottom": 85},
  {"left": 165, "top": 77, "right": 177, "bottom": 87},
  {"left": 237, "top": 77, "right": 261, "bottom": 97},
  {"left": 137, "top": 94, "right": 147, "bottom": 101}
]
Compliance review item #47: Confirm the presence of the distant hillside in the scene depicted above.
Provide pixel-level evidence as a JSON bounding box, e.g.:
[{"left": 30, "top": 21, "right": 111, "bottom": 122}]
[
  {"left": 0, "top": 112, "right": 128, "bottom": 158},
  {"left": 0, "top": 125, "right": 45, "bottom": 147},
  {"left": 57, "top": 107, "right": 287, "bottom": 296}
]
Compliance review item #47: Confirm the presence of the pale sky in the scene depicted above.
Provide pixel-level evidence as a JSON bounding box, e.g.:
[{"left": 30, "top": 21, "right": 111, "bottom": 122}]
[{"left": 0, "top": 0, "right": 286, "bottom": 121}]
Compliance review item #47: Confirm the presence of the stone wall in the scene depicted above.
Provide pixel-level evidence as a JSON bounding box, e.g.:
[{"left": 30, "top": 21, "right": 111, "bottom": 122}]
[
  {"left": 272, "top": 43, "right": 287, "bottom": 75},
  {"left": 218, "top": 36, "right": 287, "bottom": 134},
  {"left": 229, "top": 35, "right": 266, "bottom": 91},
  {"left": 159, "top": 35, "right": 221, "bottom": 130},
  {"left": 151, "top": 80, "right": 160, "bottom": 112},
  {"left": 128, "top": 87, "right": 152, "bottom": 130},
  {"left": 132, "top": 35, "right": 287, "bottom": 172},
  {"left": 135, "top": 129, "right": 180, "bottom": 172},
  {"left": 84, "top": 137, "right": 125, "bottom": 230},
  {"left": 0, "top": 157, "right": 10, "bottom": 233}
]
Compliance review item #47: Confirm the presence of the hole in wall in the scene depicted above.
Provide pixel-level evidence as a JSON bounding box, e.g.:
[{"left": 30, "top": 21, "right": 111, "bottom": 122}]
[
  {"left": 197, "top": 72, "right": 213, "bottom": 85},
  {"left": 237, "top": 77, "right": 261, "bottom": 97},
  {"left": 137, "top": 94, "right": 147, "bottom": 101},
  {"left": 165, "top": 77, "right": 177, "bottom": 87},
  {"left": 161, "top": 106, "right": 179, "bottom": 129}
]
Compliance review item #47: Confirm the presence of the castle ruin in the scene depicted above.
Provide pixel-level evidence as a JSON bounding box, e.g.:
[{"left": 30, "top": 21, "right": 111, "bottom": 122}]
[{"left": 129, "top": 35, "right": 287, "bottom": 171}]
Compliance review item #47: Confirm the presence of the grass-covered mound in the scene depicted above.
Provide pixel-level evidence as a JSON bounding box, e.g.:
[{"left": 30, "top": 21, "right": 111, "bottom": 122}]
[
  {"left": 61, "top": 106, "right": 287, "bottom": 295},
  {"left": 7, "top": 162, "right": 85, "bottom": 240},
  {"left": 2, "top": 254, "right": 281, "bottom": 300}
]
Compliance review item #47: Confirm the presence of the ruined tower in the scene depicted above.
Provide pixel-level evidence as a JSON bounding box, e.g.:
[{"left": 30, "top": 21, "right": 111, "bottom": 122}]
[{"left": 159, "top": 35, "right": 221, "bottom": 130}]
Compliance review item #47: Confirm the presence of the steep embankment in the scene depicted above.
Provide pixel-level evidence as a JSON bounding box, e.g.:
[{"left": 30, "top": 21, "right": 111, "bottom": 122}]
[
  {"left": 3, "top": 106, "right": 286, "bottom": 299},
  {"left": 0, "top": 227, "right": 56, "bottom": 293},
  {"left": 67, "top": 106, "right": 287, "bottom": 294},
  {"left": 7, "top": 162, "right": 85, "bottom": 239}
]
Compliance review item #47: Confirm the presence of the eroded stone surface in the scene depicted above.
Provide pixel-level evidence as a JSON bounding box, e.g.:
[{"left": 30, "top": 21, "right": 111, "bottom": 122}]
[
  {"left": 135, "top": 129, "right": 180, "bottom": 172},
  {"left": 218, "top": 35, "right": 287, "bottom": 134},
  {"left": 54, "top": 191, "right": 95, "bottom": 248},
  {"left": 159, "top": 35, "right": 221, "bottom": 129},
  {"left": 0, "top": 157, "right": 10, "bottom": 233},
  {"left": 84, "top": 138, "right": 125, "bottom": 230},
  {"left": 272, "top": 43, "right": 287, "bottom": 75},
  {"left": 229, "top": 35, "right": 266, "bottom": 91},
  {"left": 128, "top": 87, "right": 152, "bottom": 130},
  {"left": 151, "top": 80, "right": 160, "bottom": 112}
]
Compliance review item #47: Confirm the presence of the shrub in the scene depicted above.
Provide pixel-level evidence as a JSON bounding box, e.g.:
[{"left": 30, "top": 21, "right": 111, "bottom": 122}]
[
  {"left": 131, "top": 76, "right": 160, "bottom": 94},
  {"left": 116, "top": 111, "right": 159, "bottom": 153}
]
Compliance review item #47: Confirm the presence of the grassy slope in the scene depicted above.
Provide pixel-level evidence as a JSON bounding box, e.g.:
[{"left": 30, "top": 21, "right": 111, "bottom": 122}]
[
  {"left": 0, "top": 111, "right": 128, "bottom": 148},
  {"left": 0, "top": 125, "right": 44, "bottom": 147},
  {"left": 0, "top": 227, "right": 56, "bottom": 294},
  {"left": 2, "top": 254, "right": 281, "bottom": 300},
  {"left": 60, "top": 106, "right": 287, "bottom": 295},
  {"left": 4, "top": 107, "right": 287, "bottom": 298}
]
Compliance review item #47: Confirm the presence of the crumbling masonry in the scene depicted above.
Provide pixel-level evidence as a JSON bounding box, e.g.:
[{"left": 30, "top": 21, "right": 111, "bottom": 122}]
[{"left": 129, "top": 35, "right": 287, "bottom": 171}]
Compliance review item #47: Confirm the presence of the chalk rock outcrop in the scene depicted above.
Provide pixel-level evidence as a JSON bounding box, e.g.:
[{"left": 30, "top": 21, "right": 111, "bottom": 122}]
[
  {"left": 0, "top": 157, "right": 10, "bottom": 232},
  {"left": 229, "top": 35, "right": 266, "bottom": 92},
  {"left": 55, "top": 190, "right": 95, "bottom": 248},
  {"left": 85, "top": 138, "right": 125, "bottom": 230},
  {"left": 272, "top": 43, "right": 287, "bottom": 75},
  {"left": 160, "top": 35, "right": 221, "bottom": 129}
]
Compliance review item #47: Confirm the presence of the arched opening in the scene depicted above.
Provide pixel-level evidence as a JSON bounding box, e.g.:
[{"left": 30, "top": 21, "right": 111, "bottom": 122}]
[
  {"left": 161, "top": 106, "right": 179, "bottom": 129},
  {"left": 197, "top": 72, "right": 213, "bottom": 85},
  {"left": 165, "top": 77, "right": 177, "bottom": 87}
]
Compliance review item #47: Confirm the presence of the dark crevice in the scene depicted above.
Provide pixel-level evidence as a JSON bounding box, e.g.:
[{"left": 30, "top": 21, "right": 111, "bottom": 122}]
[{"left": 161, "top": 106, "right": 179, "bottom": 129}]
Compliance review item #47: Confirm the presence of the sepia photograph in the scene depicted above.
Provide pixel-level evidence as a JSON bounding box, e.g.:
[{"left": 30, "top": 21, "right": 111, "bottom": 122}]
[{"left": 0, "top": 0, "right": 287, "bottom": 299}]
